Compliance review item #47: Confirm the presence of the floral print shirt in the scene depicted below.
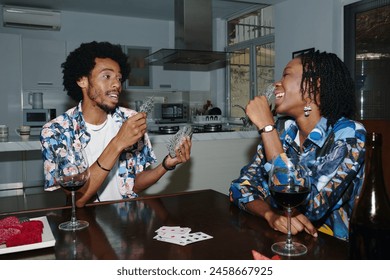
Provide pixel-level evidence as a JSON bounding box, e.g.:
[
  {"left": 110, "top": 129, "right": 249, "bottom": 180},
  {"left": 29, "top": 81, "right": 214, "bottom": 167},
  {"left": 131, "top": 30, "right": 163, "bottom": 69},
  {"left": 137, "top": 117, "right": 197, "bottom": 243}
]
[
  {"left": 40, "top": 102, "right": 156, "bottom": 199},
  {"left": 229, "top": 116, "right": 366, "bottom": 240}
]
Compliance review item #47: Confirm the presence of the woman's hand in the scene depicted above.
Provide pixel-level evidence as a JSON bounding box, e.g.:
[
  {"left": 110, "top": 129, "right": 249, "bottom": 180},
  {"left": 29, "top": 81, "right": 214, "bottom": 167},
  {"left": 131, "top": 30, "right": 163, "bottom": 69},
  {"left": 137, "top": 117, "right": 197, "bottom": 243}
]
[
  {"left": 246, "top": 96, "right": 275, "bottom": 130},
  {"left": 266, "top": 209, "right": 318, "bottom": 237}
]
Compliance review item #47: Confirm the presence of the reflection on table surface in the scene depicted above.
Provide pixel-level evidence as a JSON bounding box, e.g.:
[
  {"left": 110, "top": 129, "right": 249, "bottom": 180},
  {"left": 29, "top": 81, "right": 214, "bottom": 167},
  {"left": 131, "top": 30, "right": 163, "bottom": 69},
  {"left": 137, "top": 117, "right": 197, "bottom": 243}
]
[{"left": 0, "top": 189, "right": 348, "bottom": 260}]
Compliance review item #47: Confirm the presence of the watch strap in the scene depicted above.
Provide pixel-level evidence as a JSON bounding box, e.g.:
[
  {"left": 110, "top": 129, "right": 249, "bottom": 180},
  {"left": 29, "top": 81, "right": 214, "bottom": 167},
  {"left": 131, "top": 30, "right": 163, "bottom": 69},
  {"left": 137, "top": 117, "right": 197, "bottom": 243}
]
[{"left": 162, "top": 155, "right": 176, "bottom": 171}]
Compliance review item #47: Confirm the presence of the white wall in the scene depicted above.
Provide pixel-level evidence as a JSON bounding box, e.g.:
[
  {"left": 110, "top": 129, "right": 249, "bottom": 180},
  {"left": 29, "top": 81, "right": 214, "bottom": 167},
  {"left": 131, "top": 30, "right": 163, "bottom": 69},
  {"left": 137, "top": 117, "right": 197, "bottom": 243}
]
[
  {"left": 274, "top": 0, "right": 361, "bottom": 78},
  {"left": 0, "top": 11, "right": 170, "bottom": 49}
]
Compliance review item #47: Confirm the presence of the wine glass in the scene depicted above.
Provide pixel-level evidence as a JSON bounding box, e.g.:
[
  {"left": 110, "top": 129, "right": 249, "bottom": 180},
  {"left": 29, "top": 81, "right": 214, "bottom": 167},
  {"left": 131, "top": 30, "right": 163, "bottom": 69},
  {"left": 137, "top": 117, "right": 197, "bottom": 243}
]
[
  {"left": 268, "top": 155, "right": 311, "bottom": 256},
  {"left": 55, "top": 146, "right": 90, "bottom": 231}
]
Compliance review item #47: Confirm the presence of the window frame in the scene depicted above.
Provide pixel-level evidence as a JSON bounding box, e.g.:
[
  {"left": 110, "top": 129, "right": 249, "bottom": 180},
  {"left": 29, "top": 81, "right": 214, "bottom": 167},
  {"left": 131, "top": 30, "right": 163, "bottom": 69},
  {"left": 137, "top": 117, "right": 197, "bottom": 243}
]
[{"left": 225, "top": 34, "right": 275, "bottom": 122}]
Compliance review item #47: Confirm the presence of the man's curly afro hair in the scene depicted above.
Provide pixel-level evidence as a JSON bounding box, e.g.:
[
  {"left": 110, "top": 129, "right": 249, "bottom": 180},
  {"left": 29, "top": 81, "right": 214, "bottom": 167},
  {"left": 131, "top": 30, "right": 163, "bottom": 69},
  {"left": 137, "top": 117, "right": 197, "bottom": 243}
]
[{"left": 61, "top": 41, "right": 130, "bottom": 102}]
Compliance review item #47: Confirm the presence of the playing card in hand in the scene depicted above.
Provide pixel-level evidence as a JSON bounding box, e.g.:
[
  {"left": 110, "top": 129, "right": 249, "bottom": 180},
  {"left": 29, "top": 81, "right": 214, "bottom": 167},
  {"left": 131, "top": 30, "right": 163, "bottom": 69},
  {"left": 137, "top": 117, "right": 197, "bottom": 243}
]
[
  {"left": 259, "top": 84, "right": 276, "bottom": 112},
  {"left": 139, "top": 96, "right": 154, "bottom": 114},
  {"left": 167, "top": 125, "right": 193, "bottom": 158}
]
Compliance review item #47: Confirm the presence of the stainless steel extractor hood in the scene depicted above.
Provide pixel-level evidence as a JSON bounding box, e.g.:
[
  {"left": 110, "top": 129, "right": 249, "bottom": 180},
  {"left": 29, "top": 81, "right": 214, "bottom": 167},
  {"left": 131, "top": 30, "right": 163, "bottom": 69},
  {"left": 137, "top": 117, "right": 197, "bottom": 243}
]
[{"left": 145, "top": 0, "right": 230, "bottom": 71}]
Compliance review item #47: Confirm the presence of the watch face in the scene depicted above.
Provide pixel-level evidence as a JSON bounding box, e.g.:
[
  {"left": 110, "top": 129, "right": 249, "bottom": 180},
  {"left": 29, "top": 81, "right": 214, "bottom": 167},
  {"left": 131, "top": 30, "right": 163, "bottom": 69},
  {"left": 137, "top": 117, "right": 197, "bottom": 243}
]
[{"left": 259, "top": 125, "right": 275, "bottom": 134}]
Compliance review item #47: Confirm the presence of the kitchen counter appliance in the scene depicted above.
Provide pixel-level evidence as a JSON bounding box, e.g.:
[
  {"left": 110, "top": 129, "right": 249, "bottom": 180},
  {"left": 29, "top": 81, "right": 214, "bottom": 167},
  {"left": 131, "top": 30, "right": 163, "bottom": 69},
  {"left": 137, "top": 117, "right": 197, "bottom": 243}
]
[
  {"left": 154, "top": 103, "right": 189, "bottom": 124},
  {"left": 149, "top": 124, "right": 234, "bottom": 135},
  {"left": 23, "top": 108, "right": 56, "bottom": 127}
]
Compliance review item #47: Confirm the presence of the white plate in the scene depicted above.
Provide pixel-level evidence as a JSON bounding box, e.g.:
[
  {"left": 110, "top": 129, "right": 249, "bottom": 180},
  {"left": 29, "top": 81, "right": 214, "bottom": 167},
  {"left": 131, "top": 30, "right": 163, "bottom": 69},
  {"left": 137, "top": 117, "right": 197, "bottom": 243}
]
[{"left": 0, "top": 216, "right": 56, "bottom": 255}]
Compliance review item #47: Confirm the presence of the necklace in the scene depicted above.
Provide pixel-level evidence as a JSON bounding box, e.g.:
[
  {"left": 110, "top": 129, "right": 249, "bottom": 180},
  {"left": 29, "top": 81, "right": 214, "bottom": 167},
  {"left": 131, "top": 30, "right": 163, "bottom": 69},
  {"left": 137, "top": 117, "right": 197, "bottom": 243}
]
[{"left": 88, "top": 118, "right": 108, "bottom": 132}]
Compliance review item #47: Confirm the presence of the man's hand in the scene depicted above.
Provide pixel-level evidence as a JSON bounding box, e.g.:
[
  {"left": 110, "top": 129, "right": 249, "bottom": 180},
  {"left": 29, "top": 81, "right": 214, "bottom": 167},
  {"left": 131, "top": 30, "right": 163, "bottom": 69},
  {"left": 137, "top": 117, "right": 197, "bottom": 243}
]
[
  {"left": 164, "top": 136, "right": 192, "bottom": 168},
  {"left": 115, "top": 112, "right": 147, "bottom": 150}
]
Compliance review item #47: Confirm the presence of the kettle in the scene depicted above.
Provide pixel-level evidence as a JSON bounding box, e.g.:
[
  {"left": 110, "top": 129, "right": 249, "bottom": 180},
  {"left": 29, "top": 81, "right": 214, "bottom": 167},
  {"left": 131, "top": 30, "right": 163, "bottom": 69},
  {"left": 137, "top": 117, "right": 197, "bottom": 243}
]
[{"left": 28, "top": 92, "right": 43, "bottom": 109}]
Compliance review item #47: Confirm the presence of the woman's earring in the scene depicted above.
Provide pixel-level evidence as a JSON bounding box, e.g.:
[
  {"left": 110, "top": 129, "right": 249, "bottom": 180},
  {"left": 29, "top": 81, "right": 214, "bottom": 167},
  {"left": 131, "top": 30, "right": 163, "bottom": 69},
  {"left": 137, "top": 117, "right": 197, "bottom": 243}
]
[{"left": 304, "top": 105, "right": 312, "bottom": 117}]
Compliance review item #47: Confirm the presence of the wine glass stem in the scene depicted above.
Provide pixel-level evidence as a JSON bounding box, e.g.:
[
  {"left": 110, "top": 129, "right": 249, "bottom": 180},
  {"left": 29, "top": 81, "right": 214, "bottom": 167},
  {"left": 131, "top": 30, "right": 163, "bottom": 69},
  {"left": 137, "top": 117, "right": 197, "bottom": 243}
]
[
  {"left": 71, "top": 191, "right": 77, "bottom": 224},
  {"left": 286, "top": 207, "right": 293, "bottom": 248}
]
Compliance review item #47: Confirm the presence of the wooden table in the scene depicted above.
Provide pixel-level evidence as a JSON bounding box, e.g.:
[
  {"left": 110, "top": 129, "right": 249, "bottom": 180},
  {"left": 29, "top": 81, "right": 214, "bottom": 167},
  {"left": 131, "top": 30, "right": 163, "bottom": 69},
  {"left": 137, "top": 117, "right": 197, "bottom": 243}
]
[{"left": 0, "top": 189, "right": 348, "bottom": 260}]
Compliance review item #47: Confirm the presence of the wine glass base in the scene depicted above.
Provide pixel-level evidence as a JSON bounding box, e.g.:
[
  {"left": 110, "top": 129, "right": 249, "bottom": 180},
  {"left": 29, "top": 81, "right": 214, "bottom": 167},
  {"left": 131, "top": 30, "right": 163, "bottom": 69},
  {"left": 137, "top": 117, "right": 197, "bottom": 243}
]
[
  {"left": 58, "top": 220, "right": 89, "bottom": 231},
  {"left": 271, "top": 241, "right": 307, "bottom": 257}
]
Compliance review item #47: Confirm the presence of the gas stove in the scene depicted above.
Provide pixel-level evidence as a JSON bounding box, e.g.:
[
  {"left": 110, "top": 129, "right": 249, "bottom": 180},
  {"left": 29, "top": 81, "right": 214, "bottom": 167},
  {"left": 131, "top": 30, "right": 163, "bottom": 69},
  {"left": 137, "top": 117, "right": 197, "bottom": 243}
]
[
  {"left": 148, "top": 124, "right": 234, "bottom": 135},
  {"left": 192, "top": 124, "right": 233, "bottom": 133},
  {"left": 157, "top": 125, "right": 180, "bottom": 134}
]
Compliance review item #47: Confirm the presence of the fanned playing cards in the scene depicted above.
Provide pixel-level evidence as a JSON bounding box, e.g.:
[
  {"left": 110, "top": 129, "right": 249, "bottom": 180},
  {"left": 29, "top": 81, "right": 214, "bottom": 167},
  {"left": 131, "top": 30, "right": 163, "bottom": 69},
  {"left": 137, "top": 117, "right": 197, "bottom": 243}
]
[
  {"left": 154, "top": 226, "right": 213, "bottom": 246},
  {"left": 260, "top": 83, "right": 276, "bottom": 112},
  {"left": 167, "top": 125, "right": 193, "bottom": 158},
  {"left": 139, "top": 96, "right": 154, "bottom": 115}
]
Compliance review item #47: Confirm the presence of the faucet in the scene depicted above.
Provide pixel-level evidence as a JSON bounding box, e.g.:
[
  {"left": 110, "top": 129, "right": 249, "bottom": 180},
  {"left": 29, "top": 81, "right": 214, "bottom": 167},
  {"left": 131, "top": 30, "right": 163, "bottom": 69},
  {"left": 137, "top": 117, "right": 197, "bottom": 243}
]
[{"left": 232, "top": 104, "right": 252, "bottom": 127}]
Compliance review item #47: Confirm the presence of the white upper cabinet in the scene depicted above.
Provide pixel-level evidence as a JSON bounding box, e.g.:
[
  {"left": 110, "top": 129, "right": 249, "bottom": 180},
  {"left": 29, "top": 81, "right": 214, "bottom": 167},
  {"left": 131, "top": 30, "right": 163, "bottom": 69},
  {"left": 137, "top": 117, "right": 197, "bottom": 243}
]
[
  {"left": 22, "top": 38, "right": 66, "bottom": 90},
  {"left": 0, "top": 32, "right": 22, "bottom": 133}
]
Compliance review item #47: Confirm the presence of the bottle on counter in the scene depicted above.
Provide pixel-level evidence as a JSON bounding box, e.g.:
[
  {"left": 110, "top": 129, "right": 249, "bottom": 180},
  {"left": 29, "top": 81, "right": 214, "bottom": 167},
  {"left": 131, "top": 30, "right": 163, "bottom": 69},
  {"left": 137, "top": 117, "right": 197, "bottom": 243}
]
[{"left": 349, "top": 132, "right": 390, "bottom": 259}]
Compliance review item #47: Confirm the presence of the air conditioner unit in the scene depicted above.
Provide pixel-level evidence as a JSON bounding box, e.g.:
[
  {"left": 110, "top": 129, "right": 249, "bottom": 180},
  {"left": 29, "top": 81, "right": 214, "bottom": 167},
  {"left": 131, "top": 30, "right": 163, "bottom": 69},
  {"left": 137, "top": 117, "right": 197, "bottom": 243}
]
[{"left": 2, "top": 6, "right": 61, "bottom": 30}]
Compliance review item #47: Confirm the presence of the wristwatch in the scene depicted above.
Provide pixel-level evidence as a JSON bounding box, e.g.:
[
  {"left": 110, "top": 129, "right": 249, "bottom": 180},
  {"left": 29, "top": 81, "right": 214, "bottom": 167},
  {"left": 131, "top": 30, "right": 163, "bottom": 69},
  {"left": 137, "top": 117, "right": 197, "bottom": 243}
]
[{"left": 258, "top": 124, "right": 276, "bottom": 134}]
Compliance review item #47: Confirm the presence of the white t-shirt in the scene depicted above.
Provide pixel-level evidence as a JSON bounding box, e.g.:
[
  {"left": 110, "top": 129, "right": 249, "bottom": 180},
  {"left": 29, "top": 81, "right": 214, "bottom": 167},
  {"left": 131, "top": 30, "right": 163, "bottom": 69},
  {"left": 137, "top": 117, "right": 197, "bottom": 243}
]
[{"left": 85, "top": 115, "right": 122, "bottom": 202}]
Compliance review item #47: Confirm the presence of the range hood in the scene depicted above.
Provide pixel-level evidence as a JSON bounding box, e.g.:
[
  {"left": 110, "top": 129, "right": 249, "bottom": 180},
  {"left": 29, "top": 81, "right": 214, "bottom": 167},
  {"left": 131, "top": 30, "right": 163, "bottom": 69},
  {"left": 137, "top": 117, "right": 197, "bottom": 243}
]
[{"left": 145, "top": 0, "right": 230, "bottom": 71}]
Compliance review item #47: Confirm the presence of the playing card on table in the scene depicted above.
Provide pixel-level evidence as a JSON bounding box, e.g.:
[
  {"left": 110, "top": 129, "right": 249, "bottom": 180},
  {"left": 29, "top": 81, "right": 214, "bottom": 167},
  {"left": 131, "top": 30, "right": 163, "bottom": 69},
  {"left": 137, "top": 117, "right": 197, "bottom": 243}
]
[
  {"left": 154, "top": 226, "right": 213, "bottom": 246},
  {"left": 155, "top": 226, "right": 192, "bottom": 235},
  {"left": 180, "top": 232, "right": 213, "bottom": 245},
  {"left": 167, "top": 125, "right": 193, "bottom": 158}
]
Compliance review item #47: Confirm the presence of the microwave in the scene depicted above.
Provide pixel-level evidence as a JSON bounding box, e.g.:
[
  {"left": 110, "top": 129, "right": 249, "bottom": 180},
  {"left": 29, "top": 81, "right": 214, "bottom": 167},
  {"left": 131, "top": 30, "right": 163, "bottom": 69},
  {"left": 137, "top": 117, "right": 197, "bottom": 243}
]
[
  {"left": 23, "top": 108, "right": 56, "bottom": 127},
  {"left": 154, "top": 103, "right": 188, "bottom": 123}
]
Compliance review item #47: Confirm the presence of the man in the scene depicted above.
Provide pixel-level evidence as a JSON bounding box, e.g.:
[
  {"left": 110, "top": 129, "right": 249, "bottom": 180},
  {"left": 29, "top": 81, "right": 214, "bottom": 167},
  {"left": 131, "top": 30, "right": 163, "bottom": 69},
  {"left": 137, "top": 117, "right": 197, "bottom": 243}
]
[{"left": 41, "top": 41, "right": 192, "bottom": 207}]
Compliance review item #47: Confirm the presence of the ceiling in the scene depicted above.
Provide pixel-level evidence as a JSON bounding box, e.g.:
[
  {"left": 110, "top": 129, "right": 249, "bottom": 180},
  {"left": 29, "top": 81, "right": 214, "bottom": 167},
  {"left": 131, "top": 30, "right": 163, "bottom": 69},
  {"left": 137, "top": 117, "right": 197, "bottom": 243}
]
[{"left": 0, "top": 0, "right": 280, "bottom": 20}]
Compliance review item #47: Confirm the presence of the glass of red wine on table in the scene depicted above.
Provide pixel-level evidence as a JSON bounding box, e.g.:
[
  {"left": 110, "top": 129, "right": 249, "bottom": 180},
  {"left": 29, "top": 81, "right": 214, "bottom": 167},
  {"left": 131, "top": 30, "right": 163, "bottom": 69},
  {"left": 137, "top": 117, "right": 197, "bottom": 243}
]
[
  {"left": 55, "top": 147, "right": 90, "bottom": 231},
  {"left": 268, "top": 154, "right": 311, "bottom": 256}
]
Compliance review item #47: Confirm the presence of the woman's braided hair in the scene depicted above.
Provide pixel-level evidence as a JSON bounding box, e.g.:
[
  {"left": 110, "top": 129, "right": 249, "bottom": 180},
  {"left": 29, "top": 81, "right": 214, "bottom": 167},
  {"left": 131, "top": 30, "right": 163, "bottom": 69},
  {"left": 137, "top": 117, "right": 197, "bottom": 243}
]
[
  {"left": 299, "top": 50, "right": 356, "bottom": 127},
  {"left": 62, "top": 41, "right": 130, "bottom": 102}
]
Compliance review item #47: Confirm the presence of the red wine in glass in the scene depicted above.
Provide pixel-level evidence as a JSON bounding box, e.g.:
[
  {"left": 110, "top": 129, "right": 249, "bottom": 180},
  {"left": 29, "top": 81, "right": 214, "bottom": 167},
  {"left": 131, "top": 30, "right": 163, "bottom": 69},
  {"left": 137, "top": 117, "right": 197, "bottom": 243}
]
[
  {"left": 56, "top": 148, "right": 90, "bottom": 231},
  {"left": 270, "top": 184, "right": 310, "bottom": 208},
  {"left": 268, "top": 156, "right": 311, "bottom": 257}
]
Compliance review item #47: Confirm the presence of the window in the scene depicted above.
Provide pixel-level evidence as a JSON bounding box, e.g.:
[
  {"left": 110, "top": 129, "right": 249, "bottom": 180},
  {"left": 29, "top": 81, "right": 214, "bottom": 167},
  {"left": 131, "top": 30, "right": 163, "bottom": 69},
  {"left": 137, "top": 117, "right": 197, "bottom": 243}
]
[
  {"left": 344, "top": 0, "right": 390, "bottom": 120},
  {"left": 226, "top": 6, "right": 275, "bottom": 120}
]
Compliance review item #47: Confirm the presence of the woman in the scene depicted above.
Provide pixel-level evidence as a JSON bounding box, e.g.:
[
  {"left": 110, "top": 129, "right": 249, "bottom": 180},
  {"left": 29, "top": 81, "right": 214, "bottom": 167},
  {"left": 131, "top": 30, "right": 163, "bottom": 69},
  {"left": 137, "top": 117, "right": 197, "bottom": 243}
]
[{"left": 229, "top": 51, "right": 366, "bottom": 240}]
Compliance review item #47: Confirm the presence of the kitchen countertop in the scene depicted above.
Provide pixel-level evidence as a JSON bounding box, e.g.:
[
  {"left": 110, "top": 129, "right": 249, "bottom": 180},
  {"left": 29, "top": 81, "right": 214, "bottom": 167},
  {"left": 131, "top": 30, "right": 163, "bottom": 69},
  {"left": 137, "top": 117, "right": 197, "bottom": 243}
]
[
  {"left": 0, "top": 127, "right": 259, "bottom": 152},
  {"left": 0, "top": 135, "right": 41, "bottom": 152}
]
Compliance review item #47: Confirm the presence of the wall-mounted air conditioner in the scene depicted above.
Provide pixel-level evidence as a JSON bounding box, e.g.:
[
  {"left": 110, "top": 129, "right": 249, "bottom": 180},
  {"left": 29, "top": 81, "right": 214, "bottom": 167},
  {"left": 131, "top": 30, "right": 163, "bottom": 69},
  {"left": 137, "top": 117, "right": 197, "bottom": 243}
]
[{"left": 2, "top": 5, "right": 61, "bottom": 30}]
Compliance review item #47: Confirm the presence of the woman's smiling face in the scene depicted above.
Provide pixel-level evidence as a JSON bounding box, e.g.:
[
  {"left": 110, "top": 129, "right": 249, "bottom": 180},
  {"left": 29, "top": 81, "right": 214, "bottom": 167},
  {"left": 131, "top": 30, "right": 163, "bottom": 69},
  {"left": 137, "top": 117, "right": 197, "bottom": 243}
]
[{"left": 274, "top": 58, "right": 307, "bottom": 118}]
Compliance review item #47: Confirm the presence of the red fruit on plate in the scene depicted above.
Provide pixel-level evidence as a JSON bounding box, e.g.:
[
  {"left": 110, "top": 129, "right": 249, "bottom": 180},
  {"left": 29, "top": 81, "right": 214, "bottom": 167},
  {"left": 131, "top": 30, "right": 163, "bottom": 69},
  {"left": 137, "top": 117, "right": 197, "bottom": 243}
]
[
  {"left": 0, "top": 228, "right": 21, "bottom": 244},
  {"left": 20, "top": 220, "right": 44, "bottom": 234},
  {"left": 6, "top": 231, "right": 42, "bottom": 247},
  {"left": 0, "top": 216, "right": 22, "bottom": 230}
]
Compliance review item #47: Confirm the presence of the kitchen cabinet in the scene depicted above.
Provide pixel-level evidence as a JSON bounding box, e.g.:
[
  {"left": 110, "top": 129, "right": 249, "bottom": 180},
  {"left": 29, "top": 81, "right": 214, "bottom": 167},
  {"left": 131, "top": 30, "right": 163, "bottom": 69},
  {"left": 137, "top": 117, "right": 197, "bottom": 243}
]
[
  {"left": 22, "top": 38, "right": 66, "bottom": 90},
  {"left": 152, "top": 67, "right": 210, "bottom": 91},
  {"left": 0, "top": 32, "right": 22, "bottom": 134},
  {"left": 123, "top": 46, "right": 152, "bottom": 89},
  {"left": 145, "top": 132, "right": 259, "bottom": 196}
]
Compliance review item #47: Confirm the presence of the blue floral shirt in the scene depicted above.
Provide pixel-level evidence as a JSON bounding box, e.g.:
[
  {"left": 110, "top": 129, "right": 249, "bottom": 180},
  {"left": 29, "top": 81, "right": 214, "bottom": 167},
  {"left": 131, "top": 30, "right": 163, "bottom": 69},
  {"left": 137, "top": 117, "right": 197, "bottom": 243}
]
[
  {"left": 229, "top": 116, "right": 366, "bottom": 240},
  {"left": 40, "top": 102, "right": 156, "bottom": 199}
]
